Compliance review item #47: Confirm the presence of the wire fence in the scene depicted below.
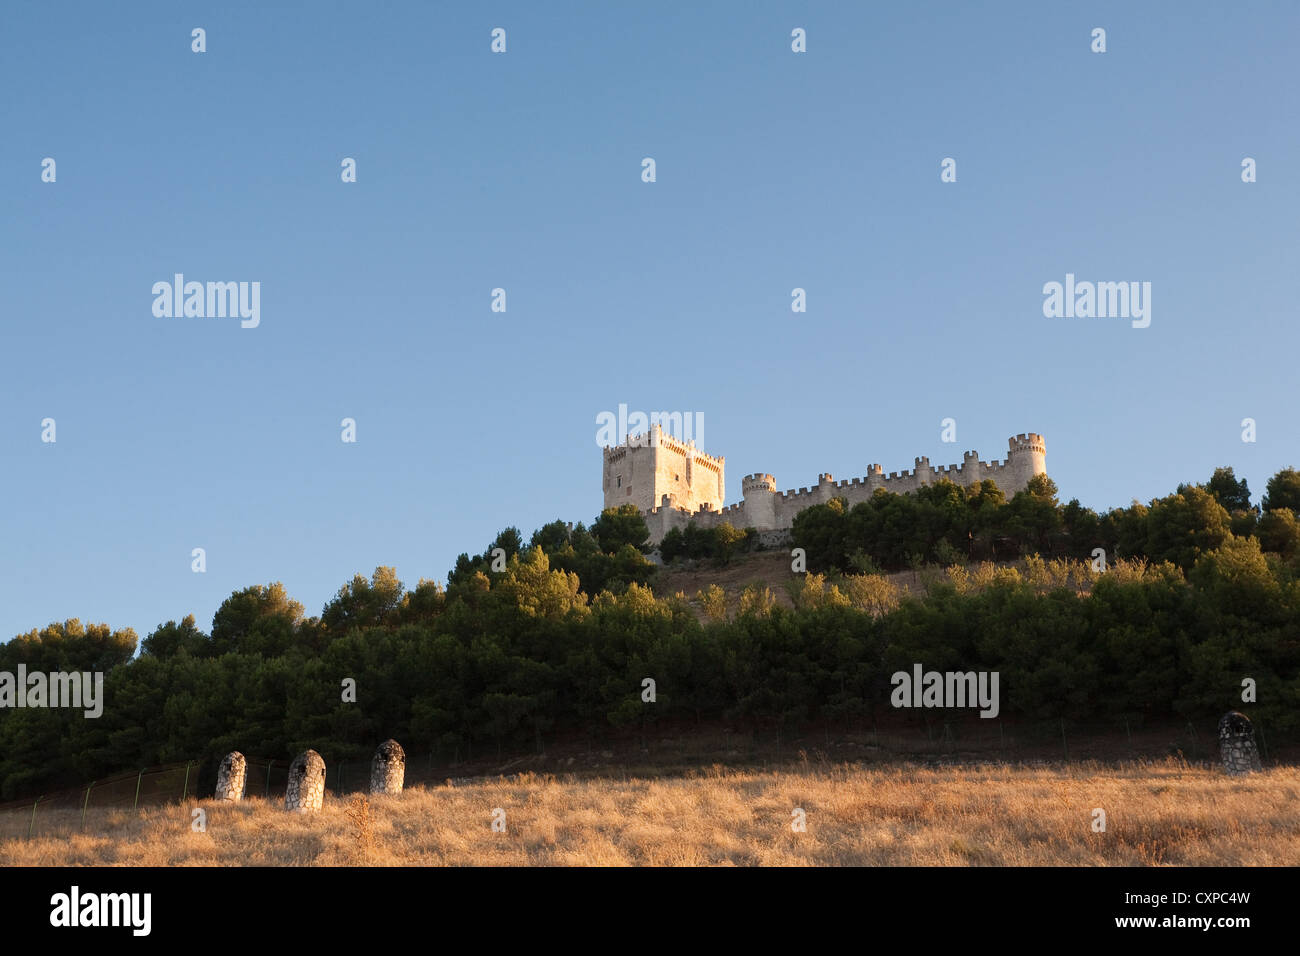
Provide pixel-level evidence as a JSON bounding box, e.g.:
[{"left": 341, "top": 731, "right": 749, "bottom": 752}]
[
  {"left": 0, "top": 761, "right": 201, "bottom": 840},
  {"left": 0, "top": 752, "right": 461, "bottom": 841},
  {"left": 239, "top": 752, "right": 483, "bottom": 801},
  {"left": 0, "top": 715, "right": 1276, "bottom": 841}
]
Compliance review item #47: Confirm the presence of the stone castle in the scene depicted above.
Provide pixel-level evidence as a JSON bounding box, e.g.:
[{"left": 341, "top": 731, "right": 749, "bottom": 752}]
[{"left": 601, "top": 425, "right": 1047, "bottom": 546}]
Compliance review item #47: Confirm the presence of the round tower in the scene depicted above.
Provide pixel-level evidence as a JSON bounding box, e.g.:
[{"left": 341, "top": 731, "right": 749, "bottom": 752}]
[
  {"left": 1006, "top": 433, "right": 1047, "bottom": 491},
  {"left": 742, "top": 473, "right": 778, "bottom": 529},
  {"left": 913, "top": 456, "right": 933, "bottom": 485},
  {"left": 817, "top": 473, "right": 836, "bottom": 503}
]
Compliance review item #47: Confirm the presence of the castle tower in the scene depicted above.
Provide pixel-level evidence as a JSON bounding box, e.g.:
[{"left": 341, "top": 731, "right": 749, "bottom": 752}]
[
  {"left": 817, "top": 473, "right": 837, "bottom": 504},
  {"left": 1006, "top": 433, "right": 1047, "bottom": 490},
  {"left": 602, "top": 423, "right": 724, "bottom": 515},
  {"left": 742, "top": 473, "right": 778, "bottom": 529},
  {"left": 865, "top": 464, "right": 884, "bottom": 493},
  {"left": 913, "top": 456, "right": 933, "bottom": 485}
]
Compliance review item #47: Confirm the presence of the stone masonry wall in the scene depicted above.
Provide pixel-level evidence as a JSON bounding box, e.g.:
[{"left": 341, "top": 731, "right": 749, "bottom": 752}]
[
  {"left": 603, "top": 424, "right": 725, "bottom": 517},
  {"left": 637, "top": 433, "right": 1046, "bottom": 546}
]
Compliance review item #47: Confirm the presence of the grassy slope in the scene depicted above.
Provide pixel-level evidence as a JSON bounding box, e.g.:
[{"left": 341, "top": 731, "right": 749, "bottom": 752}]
[{"left": 3, "top": 759, "right": 1297, "bottom": 866}]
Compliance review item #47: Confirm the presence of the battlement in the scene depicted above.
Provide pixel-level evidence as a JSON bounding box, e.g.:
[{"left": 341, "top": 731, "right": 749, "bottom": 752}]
[
  {"left": 613, "top": 424, "right": 726, "bottom": 466},
  {"left": 1009, "top": 433, "right": 1046, "bottom": 451},
  {"left": 778, "top": 486, "right": 821, "bottom": 503},
  {"left": 614, "top": 430, "right": 1046, "bottom": 545}
]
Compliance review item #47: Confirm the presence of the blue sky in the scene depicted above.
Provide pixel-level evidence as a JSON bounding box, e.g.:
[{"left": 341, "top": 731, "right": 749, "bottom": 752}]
[{"left": 2, "top": 1, "right": 1297, "bottom": 642}]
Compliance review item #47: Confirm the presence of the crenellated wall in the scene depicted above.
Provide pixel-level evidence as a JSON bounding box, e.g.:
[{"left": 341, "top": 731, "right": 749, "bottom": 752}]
[{"left": 629, "top": 433, "right": 1047, "bottom": 545}]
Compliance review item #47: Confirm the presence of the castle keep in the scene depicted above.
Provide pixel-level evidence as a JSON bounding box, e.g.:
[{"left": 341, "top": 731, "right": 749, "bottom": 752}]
[
  {"left": 601, "top": 425, "right": 1046, "bottom": 546},
  {"left": 602, "top": 425, "right": 725, "bottom": 517}
]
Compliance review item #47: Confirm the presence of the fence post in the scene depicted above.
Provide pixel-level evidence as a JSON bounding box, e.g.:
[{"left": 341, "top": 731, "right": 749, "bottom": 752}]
[
  {"left": 1060, "top": 718, "right": 1068, "bottom": 760},
  {"left": 266, "top": 759, "right": 274, "bottom": 797},
  {"left": 133, "top": 768, "right": 144, "bottom": 809},
  {"left": 82, "top": 782, "right": 94, "bottom": 829},
  {"left": 28, "top": 796, "right": 41, "bottom": 839},
  {"left": 181, "top": 761, "right": 192, "bottom": 800},
  {"left": 1256, "top": 719, "right": 1270, "bottom": 762}
]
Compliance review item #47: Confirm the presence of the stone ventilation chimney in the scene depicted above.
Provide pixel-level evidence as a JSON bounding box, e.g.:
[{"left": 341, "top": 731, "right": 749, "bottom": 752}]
[
  {"left": 285, "top": 749, "right": 327, "bottom": 811},
  {"left": 214, "top": 751, "right": 246, "bottom": 802},
  {"left": 1218, "top": 711, "right": 1262, "bottom": 776},
  {"left": 370, "top": 739, "right": 406, "bottom": 795}
]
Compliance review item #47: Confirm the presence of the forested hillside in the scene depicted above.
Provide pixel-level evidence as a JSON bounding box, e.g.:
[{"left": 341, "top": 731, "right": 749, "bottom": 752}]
[{"left": 2, "top": 466, "right": 1297, "bottom": 799}]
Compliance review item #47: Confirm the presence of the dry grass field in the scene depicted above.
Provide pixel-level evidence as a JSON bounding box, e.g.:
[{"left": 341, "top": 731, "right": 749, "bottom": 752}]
[{"left": 3, "top": 756, "right": 1297, "bottom": 866}]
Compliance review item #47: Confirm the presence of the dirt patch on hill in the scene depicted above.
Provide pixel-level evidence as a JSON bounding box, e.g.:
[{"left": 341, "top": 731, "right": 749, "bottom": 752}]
[{"left": 649, "top": 550, "right": 927, "bottom": 618}]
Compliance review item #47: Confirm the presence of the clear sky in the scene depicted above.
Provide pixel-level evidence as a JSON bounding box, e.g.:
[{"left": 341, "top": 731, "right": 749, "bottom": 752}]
[{"left": 2, "top": 1, "right": 1297, "bottom": 643}]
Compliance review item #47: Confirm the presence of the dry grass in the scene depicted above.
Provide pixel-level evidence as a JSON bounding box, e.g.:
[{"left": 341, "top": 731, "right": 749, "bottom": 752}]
[
  {"left": 2, "top": 757, "right": 1297, "bottom": 866},
  {"left": 343, "top": 795, "right": 376, "bottom": 864},
  {"left": 652, "top": 551, "right": 1147, "bottom": 623}
]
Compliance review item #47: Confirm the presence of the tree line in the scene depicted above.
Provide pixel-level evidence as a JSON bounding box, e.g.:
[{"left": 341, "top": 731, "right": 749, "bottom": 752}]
[
  {"left": 0, "top": 467, "right": 1297, "bottom": 799},
  {"left": 790, "top": 466, "right": 1300, "bottom": 573}
]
